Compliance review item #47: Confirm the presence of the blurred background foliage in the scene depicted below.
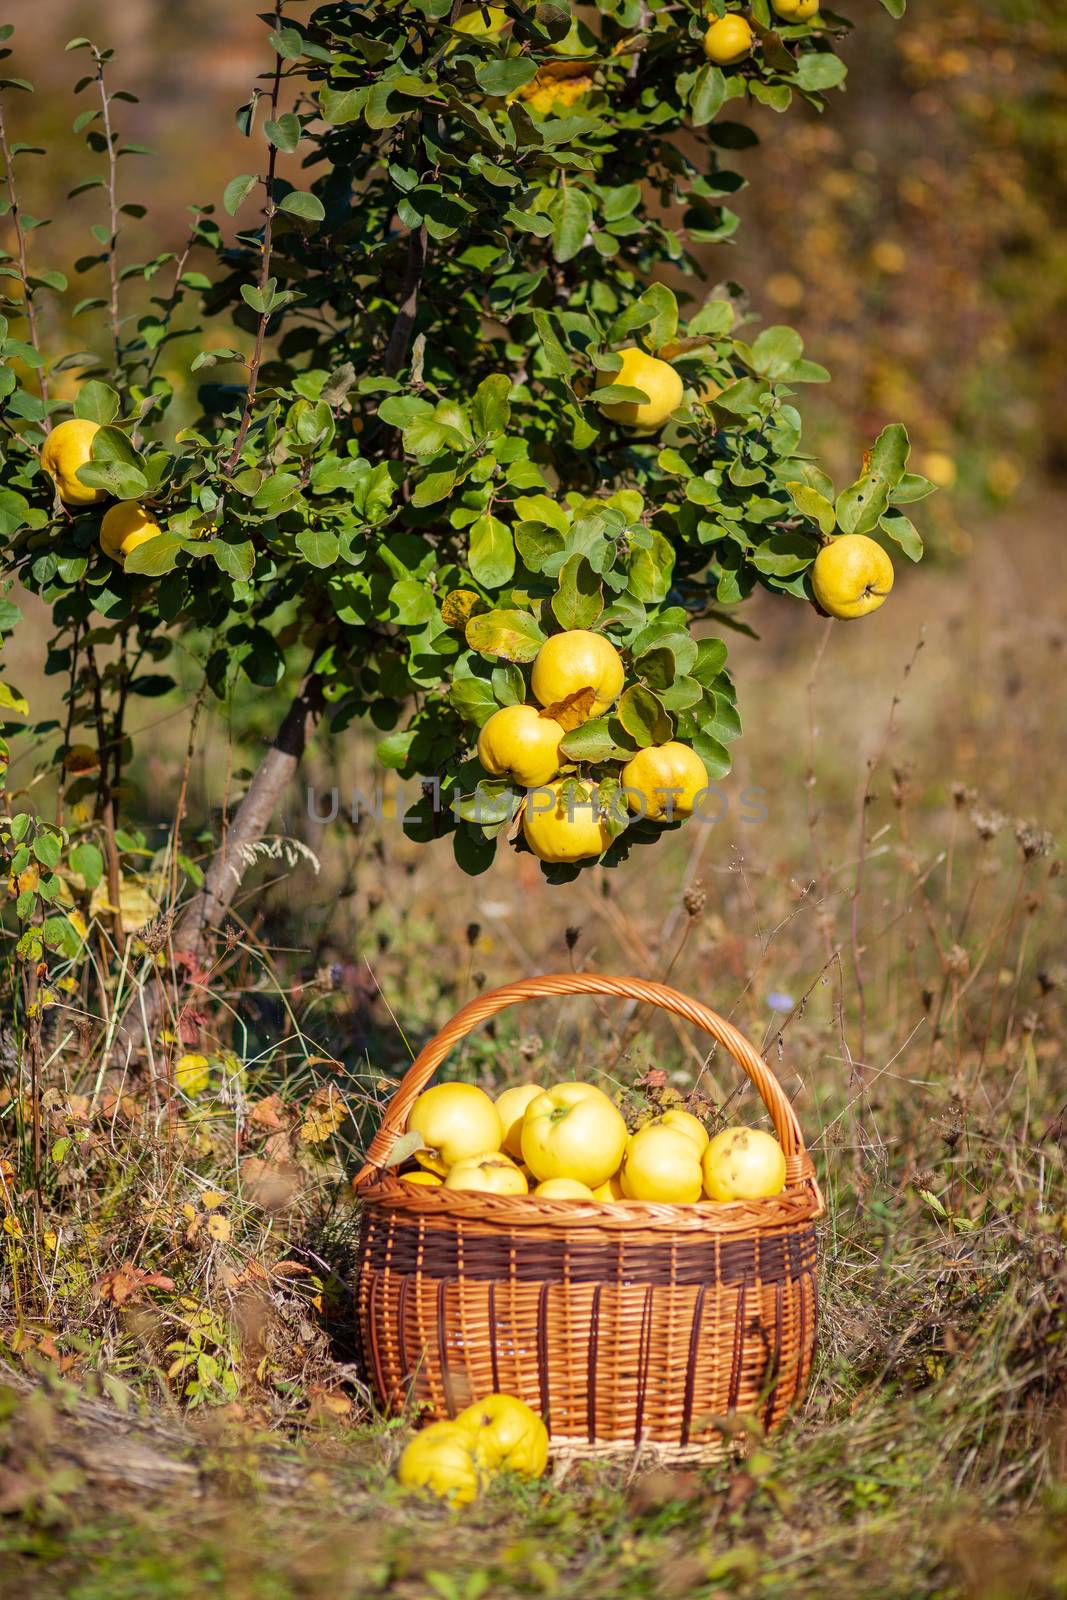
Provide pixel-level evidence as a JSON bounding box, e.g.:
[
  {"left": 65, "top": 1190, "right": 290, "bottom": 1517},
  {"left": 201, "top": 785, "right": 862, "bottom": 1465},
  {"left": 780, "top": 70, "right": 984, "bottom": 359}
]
[{"left": 2, "top": 0, "right": 1064, "bottom": 547}]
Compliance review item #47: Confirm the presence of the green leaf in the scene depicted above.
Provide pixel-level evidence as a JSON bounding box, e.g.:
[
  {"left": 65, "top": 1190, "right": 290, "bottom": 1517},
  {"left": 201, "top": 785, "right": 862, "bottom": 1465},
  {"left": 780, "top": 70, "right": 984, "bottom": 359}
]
[
  {"left": 73, "top": 380, "right": 120, "bottom": 424},
  {"left": 471, "top": 373, "right": 511, "bottom": 438},
  {"left": 0, "top": 681, "right": 28, "bottom": 715},
  {"left": 550, "top": 186, "right": 592, "bottom": 264},
  {"left": 376, "top": 730, "right": 416, "bottom": 770},
  {"left": 390, "top": 579, "right": 436, "bottom": 627},
  {"left": 890, "top": 472, "right": 936, "bottom": 505},
  {"left": 836, "top": 424, "right": 910, "bottom": 535},
  {"left": 627, "top": 529, "right": 676, "bottom": 604},
  {"left": 319, "top": 85, "right": 367, "bottom": 124},
  {"left": 33, "top": 831, "right": 62, "bottom": 870},
  {"left": 90, "top": 425, "right": 144, "bottom": 469},
  {"left": 465, "top": 608, "right": 546, "bottom": 663},
  {"left": 877, "top": 0, "right": 906, "bottom": 16},
  {"left": 279, "top": 190, "right": 325, "bottom": 223},
  {"left": 879, "top": 510, "right": 923, "bottom": 562},
  {"left": 412, "top": 466, "right": 457, "bottom": 507},
  {"left": 787, "top": 482, "right": 836, "bottom": 535},
  {"left": 69, "top": 841, "right": 104, "bottom": 890},
  {"left": 635, "top": 633, "right": 697, "bottom": 692},
  {"left": 793, "top": 53, "right": 848, "bottom": 92},
  {"left": 693, "top": 731, "right": 732, "bottom": 781},
  {"left": 76, "top": 461, "right": 148, "bottom": 500},
  {"left": 616, "top": 686, "right": 672, "bottom": 748},
  {"left": 468, "top": 513, "right": 515, "bottom": 589},
  {"left": 751, "top": 531, "right": 813, "bottom": 577},
  {"left": 750, "top": 325, "right": 804, "bottom": 379},
  {"left": 123, "top": 533, "right": 182, "bottom": 576},
  {"left": 208, "top": 539, "right": 255, "bottom": 582},
  {"left": 449, "top": 675, "right": 496, "bottom": 726},
  {"left": 691, "top": 638, "right": 728, "bottom": 686},
  {"left": 296, "top": 526, "right": 339, "bottom": 568},
  {"left": 691, "top": 63, "right": 726, "bottom": 127},
  {"left": 491, "top": 662, "right": 525, "bottom": 706},
  {"left": 558, "top": 717, "right": 623, "bottom": 765},
  {"left": 551, "top": 553, "right": 602, "bottom": 631},
  {"left": 475, "top": 58, "right": 538, "bottom": 96},
  {"left": 223, "top": 173, "right": 257, "bottom": 216},
  {"left": 513, "top": 494, "right": 570, "bottom": 535},
  {"left": 268, "top": 26, "right": 305, "bottom": 59},
  {"left": 265, "top": 112, "right": 301, "bottom": 153}
]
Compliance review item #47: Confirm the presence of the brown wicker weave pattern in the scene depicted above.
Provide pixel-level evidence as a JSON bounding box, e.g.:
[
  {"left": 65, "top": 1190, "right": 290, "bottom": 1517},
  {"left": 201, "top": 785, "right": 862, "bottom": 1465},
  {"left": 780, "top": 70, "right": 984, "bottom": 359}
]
[{"left": 354, "top": 974, "right": 822, "bottom": 1460}]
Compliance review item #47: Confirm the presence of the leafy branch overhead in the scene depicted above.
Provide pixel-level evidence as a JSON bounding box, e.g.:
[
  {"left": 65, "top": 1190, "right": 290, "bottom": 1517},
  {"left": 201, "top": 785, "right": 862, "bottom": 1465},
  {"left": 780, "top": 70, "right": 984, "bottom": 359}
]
[{"left": 0, "top": 0, "right": 931, "bottom": 904}]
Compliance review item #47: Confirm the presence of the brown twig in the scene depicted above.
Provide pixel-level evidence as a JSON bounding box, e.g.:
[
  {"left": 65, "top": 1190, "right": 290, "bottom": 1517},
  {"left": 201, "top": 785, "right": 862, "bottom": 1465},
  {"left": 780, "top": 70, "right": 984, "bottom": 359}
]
[
  {"left": 56, "top": 619, "right": 83, "bottom": 829},
  {"left": 84, "top": 640, "right": 123, "bottom": 939},
  {"left": 0, "top": 100, "right": 51, "bottom": 419},
  {"left": 22, "top": 961, "right": 44, "bottom": 1226},
  {"left": 850, "top": 635, "right": 924, "bottom": 1070},
  {"left": 168, "top": 679, "right": 208, "bottom": 911},
  {"left": 92, "top": 47, "right": 124, "bottom": 388}
]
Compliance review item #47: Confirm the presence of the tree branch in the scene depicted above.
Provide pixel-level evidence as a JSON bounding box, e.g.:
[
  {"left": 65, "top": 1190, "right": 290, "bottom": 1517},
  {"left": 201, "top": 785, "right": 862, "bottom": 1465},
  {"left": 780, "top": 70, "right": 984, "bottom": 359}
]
[
  {"left": 0, "top": 101, "right": 50, "bottom": 419},
  {"left": 224, "top": 14, "right": 284, "bottom": 474},
  {"left": 93, "top": 48, "right": 124, "bottom": 388},
  {"left": 383, "top": 224, "right": 427, "bottom": 379}
]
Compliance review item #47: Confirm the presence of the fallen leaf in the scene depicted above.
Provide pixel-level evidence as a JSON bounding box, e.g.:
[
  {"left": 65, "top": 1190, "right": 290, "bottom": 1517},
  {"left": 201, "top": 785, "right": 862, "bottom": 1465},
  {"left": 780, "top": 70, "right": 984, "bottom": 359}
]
[
  {"left": 94, "top": 1263, "right": 175, "bottom": 1305},
  {"left": 249, "top": 1093, "right": 290, "bottom": 1131},
  {"left": 241, "top": 1156, "right": 301, "bottom": 1211}
]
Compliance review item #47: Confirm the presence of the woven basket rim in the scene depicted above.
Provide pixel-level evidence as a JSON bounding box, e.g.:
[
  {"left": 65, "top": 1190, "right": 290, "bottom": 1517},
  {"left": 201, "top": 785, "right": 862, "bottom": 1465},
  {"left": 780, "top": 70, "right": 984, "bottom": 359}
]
[{"left": 354, "top": 1168, "right": 822, "bottom": 1232}]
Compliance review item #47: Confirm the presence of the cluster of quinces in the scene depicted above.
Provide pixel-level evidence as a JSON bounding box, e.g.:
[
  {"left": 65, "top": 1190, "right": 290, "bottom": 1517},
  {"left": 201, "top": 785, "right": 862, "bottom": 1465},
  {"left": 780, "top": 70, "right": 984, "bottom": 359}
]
[{"left": 394, "top": 1080, "right": 787, "bottom": 1206}]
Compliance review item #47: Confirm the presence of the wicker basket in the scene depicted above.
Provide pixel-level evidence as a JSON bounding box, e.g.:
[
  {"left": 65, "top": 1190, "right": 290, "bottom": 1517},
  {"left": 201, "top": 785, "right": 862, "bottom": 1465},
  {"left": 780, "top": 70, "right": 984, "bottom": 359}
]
[{"left": 353, "top": 974, "right": 823, "bottom": 1462}]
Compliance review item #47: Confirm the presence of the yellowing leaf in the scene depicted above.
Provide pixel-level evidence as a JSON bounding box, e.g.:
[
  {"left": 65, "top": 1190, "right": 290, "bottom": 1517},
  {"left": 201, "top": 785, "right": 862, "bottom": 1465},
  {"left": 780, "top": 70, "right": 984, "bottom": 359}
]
[
  {"left": 441, "top": 588, "right": 483, "bottom": 628},
  {"left": 206, "top": 1214, "right": 231, "bottom": 1244},
  {"left": 175, "top": 1054, "right": 211, "bottom": 1095},
  {"left": 299, "top": 1086, "right": 348, "bottom": 1144}
]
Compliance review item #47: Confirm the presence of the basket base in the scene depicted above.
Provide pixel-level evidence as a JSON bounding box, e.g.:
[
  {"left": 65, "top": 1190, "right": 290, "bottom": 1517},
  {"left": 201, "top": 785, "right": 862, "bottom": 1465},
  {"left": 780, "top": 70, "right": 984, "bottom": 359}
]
[{"left": 548, "top": 1434, "right": 742, "bottom": 1467}]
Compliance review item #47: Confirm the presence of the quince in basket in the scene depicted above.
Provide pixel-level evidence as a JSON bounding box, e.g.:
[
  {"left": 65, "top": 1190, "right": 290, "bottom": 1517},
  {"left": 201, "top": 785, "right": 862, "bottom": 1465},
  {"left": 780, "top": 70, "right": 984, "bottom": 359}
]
[
  {"left": 494, "top": 1082, "right": 544, "bottom": 1159},
  {"left": 621, "top": 1124, "right": 703, "bottom": 1204},
  {"left": 703, "top": 1126, "right": 787, "bottom": 1202},
  {"left": 444, "top": 1152, "right": 528, "bottom": 1195},
  {"left": 407, "top": 1082, "right": 502, "bottom": 1175},
  {"left": 520, "top": 1082, "right": 628, "bottom": 1188}
]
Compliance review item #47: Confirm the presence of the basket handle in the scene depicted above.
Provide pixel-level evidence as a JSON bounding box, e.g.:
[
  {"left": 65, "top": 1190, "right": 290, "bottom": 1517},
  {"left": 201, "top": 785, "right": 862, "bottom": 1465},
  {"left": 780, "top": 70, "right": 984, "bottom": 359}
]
[{"left": 354, "top": 973, "right": 812, "bottom": 1187}]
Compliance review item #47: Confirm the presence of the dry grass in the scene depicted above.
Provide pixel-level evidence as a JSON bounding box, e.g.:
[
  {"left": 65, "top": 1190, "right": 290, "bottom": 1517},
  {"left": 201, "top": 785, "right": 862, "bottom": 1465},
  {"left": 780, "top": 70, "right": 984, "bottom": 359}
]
[{"left": 1, "top": 494, "right": 1065, "bottom": 1598}]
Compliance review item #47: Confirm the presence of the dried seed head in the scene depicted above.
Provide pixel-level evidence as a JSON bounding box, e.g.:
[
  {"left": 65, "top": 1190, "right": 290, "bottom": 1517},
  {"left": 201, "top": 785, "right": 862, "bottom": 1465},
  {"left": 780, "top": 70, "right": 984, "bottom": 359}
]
[
  {"left": 565, "top": 926, "right": 581, "bottom": 951},
  {"left": 946, "top": 944, "right": 970, "bottom": 978},
  {"left": 138, "top": 911, "right": 174, "bottom": 954},
  {"left": 683, "top": 884, "right": 706, "bottom": 919},
  {"left": 1015, "top": 822, "right": 1053, "bottom": 862},
  {"left": 972, "top": 808, "right": 1007, "bottom": 842},
  {"left": 466, "top": 922, "right": 481, "bottom": 947}
]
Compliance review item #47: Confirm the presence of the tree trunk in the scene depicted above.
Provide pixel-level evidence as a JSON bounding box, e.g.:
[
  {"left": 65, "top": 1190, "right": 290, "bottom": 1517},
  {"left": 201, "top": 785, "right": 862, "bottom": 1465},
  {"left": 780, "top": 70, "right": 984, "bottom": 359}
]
[
  {"left": 126, "top": 673, "right": 324, "bottom": 1052},
  {"left": 171, "top": 673, "right": 324, "bottom": 955}
]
